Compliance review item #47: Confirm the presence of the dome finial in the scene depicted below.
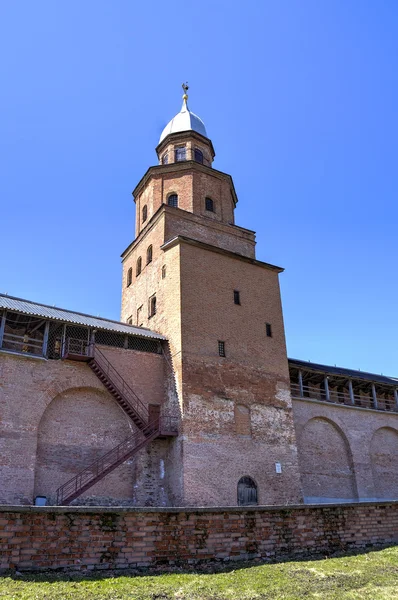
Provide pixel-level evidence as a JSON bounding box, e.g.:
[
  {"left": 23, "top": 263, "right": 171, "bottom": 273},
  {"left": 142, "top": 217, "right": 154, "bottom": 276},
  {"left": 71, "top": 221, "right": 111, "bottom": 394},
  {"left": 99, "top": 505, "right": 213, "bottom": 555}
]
[{"left": 182, "top": 82, "right": 189, "bottom": 105}]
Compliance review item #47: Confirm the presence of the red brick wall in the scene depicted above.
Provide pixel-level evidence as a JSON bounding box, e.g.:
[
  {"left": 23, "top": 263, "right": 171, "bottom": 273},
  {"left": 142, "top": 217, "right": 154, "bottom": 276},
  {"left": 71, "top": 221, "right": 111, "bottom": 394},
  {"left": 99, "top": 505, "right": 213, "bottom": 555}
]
[
  {"left": 296, "top": 416, "right": 357, "bottom": 502},
  {"left": 164, "top": 208, "right": 255, "bottom": 257},
  {"left": 175, "top": 241, "right": 302, "bottom": 506},
  {"left": 1, "top": 502, "right": 398, "bottom": 572},
  {"left": 0, "top": 347, "right": 174, "bottom": 506},
  {"left": 293, "top": 398, "right": 398, "bottom": 502},
  {"left": 97, "top": 346, "right": 165, "bottom": 407}
]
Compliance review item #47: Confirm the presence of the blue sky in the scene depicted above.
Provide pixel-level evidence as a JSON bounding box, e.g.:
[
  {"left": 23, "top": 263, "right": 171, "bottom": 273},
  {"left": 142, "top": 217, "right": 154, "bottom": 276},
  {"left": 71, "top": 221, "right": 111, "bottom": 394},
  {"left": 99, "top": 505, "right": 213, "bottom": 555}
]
[{"left": 1, "top": 1, "right": 397, "bottom": 375}]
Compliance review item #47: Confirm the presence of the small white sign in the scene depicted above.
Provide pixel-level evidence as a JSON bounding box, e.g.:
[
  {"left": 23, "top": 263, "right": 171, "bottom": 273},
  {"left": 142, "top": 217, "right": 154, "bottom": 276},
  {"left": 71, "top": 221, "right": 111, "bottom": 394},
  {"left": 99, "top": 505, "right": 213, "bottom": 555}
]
[{"left": 275, "top": 462, "right": 282, "bottom": 474}]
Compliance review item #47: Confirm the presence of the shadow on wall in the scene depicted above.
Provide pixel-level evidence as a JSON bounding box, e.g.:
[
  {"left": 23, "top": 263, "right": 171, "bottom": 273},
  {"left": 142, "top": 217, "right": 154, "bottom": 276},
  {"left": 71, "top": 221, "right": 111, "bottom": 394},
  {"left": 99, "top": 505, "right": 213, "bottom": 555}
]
[
  {"left": 297, "top": 417, "right": 358, "bottom": 504},
  {"left": 5, "top": 545, "right": 397, "bottom": 583},
  {"left": 371, "top": 427, "right": 398, "bottom": 500},
  {"left": 33, "top": 386, "right": 135, "bottom": 504}
]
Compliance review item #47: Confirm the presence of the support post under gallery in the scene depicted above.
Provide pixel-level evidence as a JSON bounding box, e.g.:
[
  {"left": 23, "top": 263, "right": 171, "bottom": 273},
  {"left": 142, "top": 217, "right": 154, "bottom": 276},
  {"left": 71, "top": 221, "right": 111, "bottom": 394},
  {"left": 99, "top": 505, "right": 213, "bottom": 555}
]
[
  {"left": 42, "top": 321, "right": 50, "bottom": 358},
  {"left": 372, "top": 383, "right": 378, "bottom": 410},
  {"left": 298, "top": 370, "right": 304, "bottom": 397},
  {"left": 348, "top": 379, "right": 355, "bottom": 405},
  {"left": 0, "top": 311, "right": 6, "bottom": 349},
  {"left": 324, "top": 377, "right": 330, "bottom": 402}
]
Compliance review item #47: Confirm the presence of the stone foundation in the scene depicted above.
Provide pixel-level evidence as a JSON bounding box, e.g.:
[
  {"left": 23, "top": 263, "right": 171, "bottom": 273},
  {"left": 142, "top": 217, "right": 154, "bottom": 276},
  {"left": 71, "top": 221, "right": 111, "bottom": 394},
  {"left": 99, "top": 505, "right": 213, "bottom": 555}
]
[{"left": 0, "top": 502, "right": 398, "bottom": 572}]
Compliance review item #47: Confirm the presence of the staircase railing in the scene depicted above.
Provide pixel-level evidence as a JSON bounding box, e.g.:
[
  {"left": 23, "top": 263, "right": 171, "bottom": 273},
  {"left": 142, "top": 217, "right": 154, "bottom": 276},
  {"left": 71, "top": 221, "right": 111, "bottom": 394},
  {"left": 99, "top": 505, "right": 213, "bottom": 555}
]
[
  {"left": 56, "top": 420, "right": 160, "bottom": 505},
  {"left": 57, "top": 340, "right": 179, "bottom": 504},
  {"left": 62, "top": 339, "right": 150, "bottom": 426},
  {"left": 89, "top": 344, "right": 150, "bottom": 427}
]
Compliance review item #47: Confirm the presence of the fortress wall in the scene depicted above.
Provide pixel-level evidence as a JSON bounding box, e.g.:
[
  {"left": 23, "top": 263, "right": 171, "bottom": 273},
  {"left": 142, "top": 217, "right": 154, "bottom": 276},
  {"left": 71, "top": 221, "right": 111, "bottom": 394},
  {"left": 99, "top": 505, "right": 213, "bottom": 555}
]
[
  {"left": 0, "top": 502, "right": 397, "bottom": 572},
  {"left": 0, "top": 349, "right": 175, "bottom": 506},
  {"left": 292, "top": 397, "right": 398, "bottom": 503}
]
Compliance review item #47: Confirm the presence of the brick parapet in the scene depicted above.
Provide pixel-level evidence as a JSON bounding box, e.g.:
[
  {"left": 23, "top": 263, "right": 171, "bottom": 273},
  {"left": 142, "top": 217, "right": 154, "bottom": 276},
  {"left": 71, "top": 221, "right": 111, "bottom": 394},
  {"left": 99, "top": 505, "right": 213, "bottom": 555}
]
[
  {"left": 1, "top": 499, "right": 397, "bottom": 514},
  {"left": 1, "top": 502, "right": 398, "bottom": 572}
]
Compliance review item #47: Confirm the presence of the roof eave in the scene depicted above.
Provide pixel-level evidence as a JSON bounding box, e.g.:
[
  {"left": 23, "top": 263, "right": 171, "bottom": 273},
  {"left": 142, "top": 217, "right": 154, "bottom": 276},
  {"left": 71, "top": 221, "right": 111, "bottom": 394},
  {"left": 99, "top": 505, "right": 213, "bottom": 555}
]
[
  {"left": 288, "top": 358, "right": 398, "bottom": 386},
  {"left": 0, "top": 294, "right": 166, "bottom": 341}
]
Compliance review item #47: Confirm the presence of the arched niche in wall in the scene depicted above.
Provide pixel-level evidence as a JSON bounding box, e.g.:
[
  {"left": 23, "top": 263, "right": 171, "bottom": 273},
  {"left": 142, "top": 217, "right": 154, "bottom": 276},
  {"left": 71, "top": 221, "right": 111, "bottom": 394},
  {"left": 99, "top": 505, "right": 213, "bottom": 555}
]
[
  {"left": 234, "top": 404, "right": 251, "bottom": 436},
  {"left": 297, "top": 417, "right": 357, "bottom": 503},
  {"left": 370, "top": 427, "right": 398, "bottom": 500},
  {"left": 33, "top": 386, "right": 135, "bottom": 504}
]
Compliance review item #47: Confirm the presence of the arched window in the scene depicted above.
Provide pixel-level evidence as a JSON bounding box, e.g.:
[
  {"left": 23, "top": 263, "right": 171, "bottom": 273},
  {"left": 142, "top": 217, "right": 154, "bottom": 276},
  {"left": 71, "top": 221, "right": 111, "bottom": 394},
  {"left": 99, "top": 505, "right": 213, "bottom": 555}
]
[
  {"left": 205, "top": 197, "right": 214, "bottom": 212},
  {"left": 142, "top": 205, "right": 147, "bottom": 223},
  {"left": 237, "top": 476, "right": 258, "bottom": 506},
  {"left": 168, "top": 194, "right": 178, "bottom": 208},
  {"left": 194, "top": 148, "right": 204, "bottom": 164},
  {"left": 146, "top": 245, "right": 153, "bottom": 264},
  {"left": 175, "top": 146, "right": 186, "bottom": 162},
  {"left": 126, "top": 267, "right": 132, "bottom": 287},
  {"left": 162, "top": 153, "right": 169, "bottom": 165},
  {"left": 136, "top": 256, "right": 142, "bottom": 276}
]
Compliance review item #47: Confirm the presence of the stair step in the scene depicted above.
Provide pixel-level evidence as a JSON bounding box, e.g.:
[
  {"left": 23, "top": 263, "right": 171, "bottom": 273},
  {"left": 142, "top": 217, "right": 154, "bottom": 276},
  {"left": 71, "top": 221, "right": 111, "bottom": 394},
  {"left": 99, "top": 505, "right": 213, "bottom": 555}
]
[
  {"left": 89, "top": 353, "right": 147, "bottom": 430},
  {"left": 57, "top": 428, "right": 160, "bottom": 505}
]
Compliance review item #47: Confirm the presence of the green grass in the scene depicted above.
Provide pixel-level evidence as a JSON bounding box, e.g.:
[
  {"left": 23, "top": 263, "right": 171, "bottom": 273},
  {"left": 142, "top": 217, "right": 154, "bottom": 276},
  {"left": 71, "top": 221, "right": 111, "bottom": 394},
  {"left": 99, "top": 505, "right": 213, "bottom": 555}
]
[{"left": 1, "top": 546, "right": 398, "bottom": 599}]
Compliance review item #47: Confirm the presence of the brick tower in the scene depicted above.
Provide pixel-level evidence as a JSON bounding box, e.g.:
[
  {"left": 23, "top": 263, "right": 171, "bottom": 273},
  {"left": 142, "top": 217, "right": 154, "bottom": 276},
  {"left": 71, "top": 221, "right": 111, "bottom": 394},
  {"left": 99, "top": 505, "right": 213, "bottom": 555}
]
[{"left": 121, "top": 87, "right": 303, "bottom": 506}]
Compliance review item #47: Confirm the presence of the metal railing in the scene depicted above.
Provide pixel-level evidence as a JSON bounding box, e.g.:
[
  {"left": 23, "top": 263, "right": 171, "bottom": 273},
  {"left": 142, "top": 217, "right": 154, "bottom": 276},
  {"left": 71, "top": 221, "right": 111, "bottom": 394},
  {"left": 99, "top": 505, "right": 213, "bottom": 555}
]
[
  {"left": 56, "top": 421, "right": 157, "bottom": 505},
  {"left": 91, "top": 344, "right": 150, "bottom": 426},
  {"left": 56, "top": 415, "right": 178, "bottom": 505},
  {"left": 2, "top": 332, "right": 44, "bottom": 356},
  {"left": 61, "top": 338, "right": 179, "bottom": 433},
  {"left": 62, "top": 337, "right": 90, "bottom": 358},
  {"left": 291, "top": 383, "right": 398, "bottom": 413}
]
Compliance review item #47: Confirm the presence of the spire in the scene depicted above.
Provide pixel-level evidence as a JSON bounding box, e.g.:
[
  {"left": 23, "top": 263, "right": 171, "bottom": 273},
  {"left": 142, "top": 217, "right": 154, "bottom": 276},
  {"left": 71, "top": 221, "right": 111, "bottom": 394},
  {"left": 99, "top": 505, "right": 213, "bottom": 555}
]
[{"left": 181, "top": 82, "right": 189, "bottom": 111}]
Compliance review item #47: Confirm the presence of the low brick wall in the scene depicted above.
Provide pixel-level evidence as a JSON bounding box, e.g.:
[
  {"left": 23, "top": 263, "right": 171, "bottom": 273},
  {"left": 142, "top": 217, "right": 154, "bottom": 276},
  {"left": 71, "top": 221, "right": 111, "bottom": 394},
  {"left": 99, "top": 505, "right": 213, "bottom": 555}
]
[{"left": 1, "top": 502, "right": 398, "bottom": 572}]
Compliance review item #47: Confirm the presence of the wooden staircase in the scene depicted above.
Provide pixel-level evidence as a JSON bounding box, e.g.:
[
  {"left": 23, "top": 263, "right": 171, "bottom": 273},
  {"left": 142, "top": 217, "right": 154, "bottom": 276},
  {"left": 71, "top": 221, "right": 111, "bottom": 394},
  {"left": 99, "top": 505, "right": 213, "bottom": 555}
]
[{"left": 56, "top": 338, "right": 178, "bottom": 505}]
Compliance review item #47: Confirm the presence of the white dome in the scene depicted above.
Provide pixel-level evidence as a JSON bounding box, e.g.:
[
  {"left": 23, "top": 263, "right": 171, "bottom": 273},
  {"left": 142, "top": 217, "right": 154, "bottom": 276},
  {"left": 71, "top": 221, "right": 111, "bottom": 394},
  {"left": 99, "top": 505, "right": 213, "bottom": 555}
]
[{"left": 159, "top": 96, "right": 207, "bottom": 144}]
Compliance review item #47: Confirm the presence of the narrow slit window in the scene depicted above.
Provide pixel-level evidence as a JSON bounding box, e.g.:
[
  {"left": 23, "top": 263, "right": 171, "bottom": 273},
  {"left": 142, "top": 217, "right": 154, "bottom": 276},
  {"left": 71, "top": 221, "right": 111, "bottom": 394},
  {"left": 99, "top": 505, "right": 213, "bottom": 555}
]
[
  {"left": 266, "top": 323, "right": 272, "bottom": 338},
  {"left": 234, "top": 290, "right": 240, "bottom": 305},
  {"left": 149, "top": 295, "right": 157, "bottom": 318},
  {"left": 136, "top": 257, "right": 142, "bottom": 276},
  {"left": 146, "top": 245, "right": 153, "bottom": 265},
  {"left": 205, "top": 197, "right": 214, "bottom": 212},
  {"left": 127, "top": 316, "right": 133, "bottom": 325},
  {"left": 142, "top": 205, "right": 147, "bottom": 223},
  {"left": 218, "top": 340, "right": 226, "bottom": 357},
  {"left": 127, "top": 267, "right": 132, "bottom": 287},
  {"left": 136, "top": 305, "right": 143, "bottom": 326},
  {"left": 162, "top": 265, "right": 166, "bottom": 279}
]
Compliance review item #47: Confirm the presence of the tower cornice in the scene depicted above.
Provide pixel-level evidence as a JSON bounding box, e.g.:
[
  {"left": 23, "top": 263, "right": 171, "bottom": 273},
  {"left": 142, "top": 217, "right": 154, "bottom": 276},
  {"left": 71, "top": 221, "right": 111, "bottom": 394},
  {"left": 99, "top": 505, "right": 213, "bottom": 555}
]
[
  {"left": 120, "top": 204, "right": 255, "bottom": 261},
  {"left": 161, "top": 235, "right": 284, "bottom": 273},
  {"left": 132, "top": 161, "right": 238, "bottom": 206}
]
